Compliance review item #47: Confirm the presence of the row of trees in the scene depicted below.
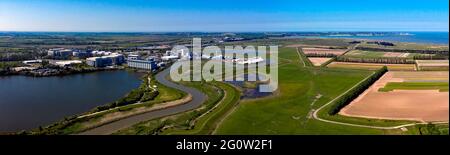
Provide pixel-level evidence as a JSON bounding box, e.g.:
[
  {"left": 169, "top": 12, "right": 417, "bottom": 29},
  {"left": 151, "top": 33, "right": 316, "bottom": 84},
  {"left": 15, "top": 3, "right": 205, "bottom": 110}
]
[
  {"left": 328, "top": 66, "right": 388, "bottom": 115},
  {"left": 356, "top": 47, "right": 449, "bottom": 55},
  {"left": 0, "top": 52, "right": 39, "bottom": 61},
  {"left": 304, "top": 53, "right": 338, "bottom": 58},
  {"left": 412, "top": 55, "right": 449, "bottom": 60},
  {"left": 336, "top": 57, "right": 415, "bottom": 64}
]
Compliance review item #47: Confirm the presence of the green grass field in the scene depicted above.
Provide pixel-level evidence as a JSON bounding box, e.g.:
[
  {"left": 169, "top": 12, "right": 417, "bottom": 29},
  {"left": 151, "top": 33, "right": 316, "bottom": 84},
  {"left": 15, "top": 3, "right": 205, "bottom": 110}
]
[
  {"left": 215, "top": 47, "right": 390, "bottom": 134},
  {"left": 327, "top": 62, "right": 416, "bottom": 71},
  {"left": 343, "top": 50, "right": 426, "bottom": 59},
  {"left": 379, "top": 82, "right": 449, "bottom": 92}
]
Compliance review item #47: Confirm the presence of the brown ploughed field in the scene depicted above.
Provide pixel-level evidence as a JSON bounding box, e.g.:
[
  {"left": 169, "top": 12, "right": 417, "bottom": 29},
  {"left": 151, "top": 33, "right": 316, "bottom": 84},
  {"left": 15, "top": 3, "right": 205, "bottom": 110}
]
[
  {"left": 340, "top": 71, "right": 449, "bottom": 122},
  {"left": 308, "top": 57, "right": 332, "bottom": 66}
]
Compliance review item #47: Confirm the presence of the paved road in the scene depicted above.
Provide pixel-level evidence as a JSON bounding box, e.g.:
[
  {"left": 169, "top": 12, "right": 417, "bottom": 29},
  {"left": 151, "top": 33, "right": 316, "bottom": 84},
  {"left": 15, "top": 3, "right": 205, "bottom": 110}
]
[{"left": 78, "top": 68, "right": 207, "bottom": 135}]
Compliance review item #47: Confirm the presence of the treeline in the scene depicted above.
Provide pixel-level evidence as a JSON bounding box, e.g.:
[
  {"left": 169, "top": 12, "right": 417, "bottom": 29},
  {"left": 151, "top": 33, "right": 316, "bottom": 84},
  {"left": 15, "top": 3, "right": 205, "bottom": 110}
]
[
  {"left": 366, "top": 41, "right": 395, "bottom": 46},
  {"left": 418, "top": 123, "right": 448, "bottom": 135},
  {"left": 0, "top": 52, "right": 41, "bottom": 61},
  {"left": 336, "top": 56, "right": 415, "bottom": 64},
  {"left": 356, "top": 47, "right": 449, "bottom": 55},
  {"left": 320, "top": 57, "right": 337, "bottom": 67},
  {"left": 328, "top": 66, "right": 388, "bottom": 115},
  {"left": 92, "top": 75, "right": 159, "bottom": 112},
  {"left": 0, "top": 61, "right": 24, "bottom": 76},
  {"left": 304, "top": 53, "right": 338, "bottom": 58},
  {"left": 413, "top": 55, "right": 449, "bottom": 60}
]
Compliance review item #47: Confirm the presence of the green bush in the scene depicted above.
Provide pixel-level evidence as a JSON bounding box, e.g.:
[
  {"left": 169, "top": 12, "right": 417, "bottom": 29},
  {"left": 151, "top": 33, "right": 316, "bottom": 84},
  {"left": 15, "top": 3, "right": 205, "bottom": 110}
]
[{"left": 140, "top": 91, "right": 159, "bottom": 102}]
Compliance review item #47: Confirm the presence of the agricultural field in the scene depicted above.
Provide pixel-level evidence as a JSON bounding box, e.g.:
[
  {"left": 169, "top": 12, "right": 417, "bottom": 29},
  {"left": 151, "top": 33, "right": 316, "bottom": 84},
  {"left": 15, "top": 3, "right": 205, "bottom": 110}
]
[
  {"left": 215, "top": 47, "right": 387, "bottom": 134},
  {"left": 302, "top": 47, "right": 347, "bottom": 56},
  {"left": 340, "top": 71, "right": 449, "bottom": 122},
  {"left": 416, "top": 60, "right": 449, "bottom": 71},
  {"left": 358, "top": 41, "right": 449, "bottom": 52},
  {"left": 379, "top": 82, "right": 448, "bottom": 92},
  {"left": 343, "top": 50, "right": 429, "bottom": 59},
  {"left": 327, "top": 62, "right": 416, "bottom": 71},
  {"left": 308, "top": 57, "right": 333, "bottom": 66}
]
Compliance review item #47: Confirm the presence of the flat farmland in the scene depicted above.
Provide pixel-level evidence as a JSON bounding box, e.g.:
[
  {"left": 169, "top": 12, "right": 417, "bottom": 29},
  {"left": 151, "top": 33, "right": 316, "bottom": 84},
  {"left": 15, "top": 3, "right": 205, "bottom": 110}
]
[
  {"left": 340, "top": 71, "right": 449, "bottom": 122},
  {"left": 358, "top": 41, "right": 449, "bottom": 52},
  {"left": 302, "top": 47, "right": 347, "bottom": 56},
  {"left": 327, "top": 62, "right": 416, "bottom": 71},
  {"left": 308, "top": 57, "right": 332, "bottom": 66},
  {"left": 343, "top": 50, "right": 428, "bottom": 59},
  {"left": 416, "top": 60, "right": 449, "bottom": 71},
  {"left": 215, "top": 47, "right": 385, "bottom": 135}
]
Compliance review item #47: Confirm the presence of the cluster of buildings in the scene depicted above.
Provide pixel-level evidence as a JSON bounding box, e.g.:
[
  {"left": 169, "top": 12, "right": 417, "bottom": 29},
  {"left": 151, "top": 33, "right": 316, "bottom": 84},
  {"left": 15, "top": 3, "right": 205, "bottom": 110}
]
[
  {"left": 47, "top": 48, "right": 73, "bottom": 59},
  {"left": 42, "top": 46, "right": 265, "bottom": 72},
  {"left": 46, "top": 48, "right": 127, "bottom": 68},
  {"left": 47, "top": 48, "right": 121, "bottom": 59},
  {"left": 126, "top": 54, "right": 165, "bottom": 70},
  {"left": 162, "top": 49, "right": 266, "bottom": 65},
  {"left": 86, "top": 53, "right": 125, "bottom": 67}
]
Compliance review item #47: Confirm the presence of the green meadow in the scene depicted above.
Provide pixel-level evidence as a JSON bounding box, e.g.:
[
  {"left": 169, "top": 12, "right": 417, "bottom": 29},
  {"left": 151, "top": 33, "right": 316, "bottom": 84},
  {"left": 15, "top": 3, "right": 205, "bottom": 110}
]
[{"left": 379, "top": 82, "right": 449, "bottom": 92}]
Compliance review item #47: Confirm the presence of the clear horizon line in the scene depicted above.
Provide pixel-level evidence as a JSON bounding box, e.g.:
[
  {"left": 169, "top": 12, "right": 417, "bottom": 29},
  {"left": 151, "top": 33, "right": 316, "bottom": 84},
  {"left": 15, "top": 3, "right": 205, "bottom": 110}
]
[{"left": 0, "top": 30, "right": 449, "bottom": 33}]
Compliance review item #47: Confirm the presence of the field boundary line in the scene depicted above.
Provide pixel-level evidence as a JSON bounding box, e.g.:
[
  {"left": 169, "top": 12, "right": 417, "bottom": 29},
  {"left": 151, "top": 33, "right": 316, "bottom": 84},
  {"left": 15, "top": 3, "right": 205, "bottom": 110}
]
[
  {"left": 296, "top": 47, "right": 307, "bottom": 67},
  {"left": 312, "top": 72, "right": 449, "bottom": 130}
]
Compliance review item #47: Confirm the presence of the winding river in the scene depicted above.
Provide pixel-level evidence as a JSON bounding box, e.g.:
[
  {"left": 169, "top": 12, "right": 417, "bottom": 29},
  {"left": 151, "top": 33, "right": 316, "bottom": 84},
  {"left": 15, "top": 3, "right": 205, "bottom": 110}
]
[{"left": 78, "top": 68, "right": 207, "bottom": 135}]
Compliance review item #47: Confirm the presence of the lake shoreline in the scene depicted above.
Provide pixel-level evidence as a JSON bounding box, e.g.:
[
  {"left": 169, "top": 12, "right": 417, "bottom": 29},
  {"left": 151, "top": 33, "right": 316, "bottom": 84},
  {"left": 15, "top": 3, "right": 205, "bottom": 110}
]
[{"left": 0, "top": 70, "right": 144, "bottom": 132}]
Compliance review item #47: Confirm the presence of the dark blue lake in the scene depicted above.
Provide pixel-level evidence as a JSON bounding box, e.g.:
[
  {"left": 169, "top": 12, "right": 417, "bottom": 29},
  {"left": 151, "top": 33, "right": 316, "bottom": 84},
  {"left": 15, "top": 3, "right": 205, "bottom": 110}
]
[{"left": 0, "top": 70, "right": 143, "bottom": 132}]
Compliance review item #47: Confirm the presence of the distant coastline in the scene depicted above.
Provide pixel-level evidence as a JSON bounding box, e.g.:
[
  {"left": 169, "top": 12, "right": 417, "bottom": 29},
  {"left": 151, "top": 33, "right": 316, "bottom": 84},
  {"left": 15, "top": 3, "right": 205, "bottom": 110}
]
[{"left": 285, "top": 32, "right": 449, "bottom": 45}]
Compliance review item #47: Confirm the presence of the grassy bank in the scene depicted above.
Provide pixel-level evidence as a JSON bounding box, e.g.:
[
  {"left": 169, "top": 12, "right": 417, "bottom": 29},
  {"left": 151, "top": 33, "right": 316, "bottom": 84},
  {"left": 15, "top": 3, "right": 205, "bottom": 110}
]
[
  {"left": 114, "top": 81, "right": 234, "bottom": 135},
  {"left": 163, "top": 82, "right": 240, "bottom": 135}
]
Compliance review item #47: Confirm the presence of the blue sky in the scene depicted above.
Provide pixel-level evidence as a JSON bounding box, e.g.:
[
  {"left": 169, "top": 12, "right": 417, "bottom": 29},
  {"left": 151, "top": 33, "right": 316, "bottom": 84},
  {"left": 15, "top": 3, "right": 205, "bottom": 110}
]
[{"left": 0, "top": 0, "right": 448, "bottom": 32}]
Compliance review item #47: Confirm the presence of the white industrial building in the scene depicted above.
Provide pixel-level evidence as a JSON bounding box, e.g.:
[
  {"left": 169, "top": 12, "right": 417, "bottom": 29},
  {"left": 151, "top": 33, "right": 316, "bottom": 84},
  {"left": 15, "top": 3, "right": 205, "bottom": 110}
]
[
  {"left": 54, "top": 60, "right": 83, "bottom": 67},
  {"left": 86, "top": 53, "right": 124, "bottom": 67},
  {"left": 23, "top": 60, "right": 43, "bottom": 65},
  {"left": 127, "top": 59, "right": 157, "bottom": 70},
  {"left": 48, "top": 48, "right": 73, "bottom": 58},
  {"left": 236, "top": 57, "right": 265, "bottom": 65}
]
